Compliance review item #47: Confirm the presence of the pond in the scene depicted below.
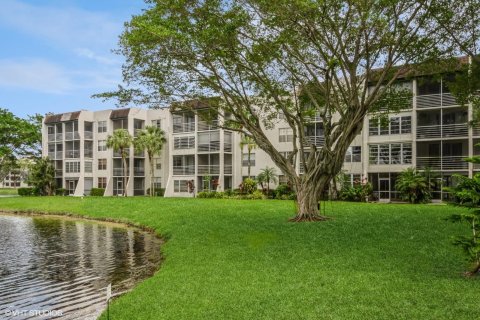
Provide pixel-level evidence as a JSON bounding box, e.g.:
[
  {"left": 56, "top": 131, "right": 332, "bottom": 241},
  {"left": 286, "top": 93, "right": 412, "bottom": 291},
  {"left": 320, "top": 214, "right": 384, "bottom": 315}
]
[{"left": 0, "top": 213, "right": 162, "bottom": 319}]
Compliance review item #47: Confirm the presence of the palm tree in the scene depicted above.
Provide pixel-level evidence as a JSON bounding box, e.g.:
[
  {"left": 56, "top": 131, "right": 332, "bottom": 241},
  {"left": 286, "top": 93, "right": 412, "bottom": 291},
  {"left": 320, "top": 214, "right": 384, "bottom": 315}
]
[
  {"left": 239, "top": 135, "right": 257, "bottom": 178},
  {"left": 395, "top": 168, "right": 431, "bottom": 204},
  {"left": 107, "top": 129, "right": 133, "bottom": 196},
  {"left": 134, "top": 126, "right": 166, "bottom": 196},
  {"left": 257, "top": 166, "right": 278, "bottom": 196}
]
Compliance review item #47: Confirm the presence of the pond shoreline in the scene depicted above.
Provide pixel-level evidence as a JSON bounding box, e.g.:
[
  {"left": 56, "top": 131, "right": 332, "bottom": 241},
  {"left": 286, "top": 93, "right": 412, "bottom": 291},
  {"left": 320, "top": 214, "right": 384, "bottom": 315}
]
[{"left": 0, "top": 210, "right": 165, "bottom": 320}]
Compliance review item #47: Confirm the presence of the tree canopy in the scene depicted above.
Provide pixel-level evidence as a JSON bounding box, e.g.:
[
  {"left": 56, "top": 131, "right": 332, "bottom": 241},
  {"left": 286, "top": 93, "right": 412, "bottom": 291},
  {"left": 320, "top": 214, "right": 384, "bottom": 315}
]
[{"left": 99, "top": 0, "right": 476, "bottom": 220}]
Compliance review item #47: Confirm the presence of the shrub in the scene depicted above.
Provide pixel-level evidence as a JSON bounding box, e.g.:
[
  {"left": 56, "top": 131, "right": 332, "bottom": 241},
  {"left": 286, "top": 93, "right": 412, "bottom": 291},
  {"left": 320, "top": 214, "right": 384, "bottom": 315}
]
[
  {"left": 214, "top": 192, "right": 226, "bottom": 199},
  {"left": 55, "top": 188, "right": 67, "bottom": 196},
  {"left": 340, "top": 183, "right": 373, "bottom": 202},
  {"left": 90, "top": 188, "right": 105, "bottom": 197},
  {"left": 18, "top": 187, "right": 35, "bottom": 196},
  {"left": 224, "top": 189, "right": 234, "bottom": 197},
  {"left": 275, "top": 184, "right": 292, "bottom": 199},
  {"left": 146, "top": 188, "right": 165, "bottom": 196},
  {"left": 197, "top": 191, "right": 217, "bottom": 198},
  {"left": 395, "top": 168, "right": 431, "bottom": 203},
  {"left": 249, "top": 190, "right": 266, "bottom": 200},
  {"left": 241, "top": 178, "right": 257, "bottom": 194}
]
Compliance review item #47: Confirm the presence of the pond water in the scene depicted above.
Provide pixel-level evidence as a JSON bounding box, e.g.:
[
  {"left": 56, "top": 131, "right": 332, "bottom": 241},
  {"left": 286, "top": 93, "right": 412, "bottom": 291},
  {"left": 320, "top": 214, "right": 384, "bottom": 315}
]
[{"left": 0, "top": 214, "right": 162, "bottom": 319}]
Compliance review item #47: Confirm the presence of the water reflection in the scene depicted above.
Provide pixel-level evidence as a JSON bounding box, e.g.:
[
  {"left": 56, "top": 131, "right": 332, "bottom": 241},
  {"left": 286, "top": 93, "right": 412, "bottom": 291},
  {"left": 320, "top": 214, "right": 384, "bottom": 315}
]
[{"left": 0, "top": 214, "right": 162, "bottom": 319}]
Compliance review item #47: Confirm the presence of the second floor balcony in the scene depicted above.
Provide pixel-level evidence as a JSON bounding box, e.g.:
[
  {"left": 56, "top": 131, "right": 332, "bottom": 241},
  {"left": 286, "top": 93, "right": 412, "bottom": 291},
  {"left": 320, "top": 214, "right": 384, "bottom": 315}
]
[
  {"left": 173, "top": 165, "right": 195, "bottom": 175},
  {"left": 65, "top": 150, "right": 80, "bottom": 159},
  {"left": 416, "top": 156, "right": 468, "bottom": 171},
  {"left": 416, "top": 93, "right": 458, "bottom": 108},
  {"left": 197, "top": 165, "right": 220, "bottom": 175},
  {"left": 416, "top": 123, "right": 468, "bottom": 139}
]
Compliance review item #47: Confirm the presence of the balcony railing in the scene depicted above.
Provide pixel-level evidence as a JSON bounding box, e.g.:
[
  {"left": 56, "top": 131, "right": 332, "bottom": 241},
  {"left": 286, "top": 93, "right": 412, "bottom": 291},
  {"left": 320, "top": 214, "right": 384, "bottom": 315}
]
[
  {"left": 242, "top": 160, "right": 255, "bottom": 167},
  {"left": 55, "top": 169, "right": 63, "bottom": 177},
  {"left": 416, "top": 156, "right": 468, "bottom": 170},
  {"left": 306, "top": 136, "right": 325, "bottom": 147},
  {"left": 65, "top": 150, "right": 80, "bottom": 158},
  {"left": 48, "top": 134, "right": 55, "bottom": 141},
  {"left": 134, "top": 150, "right": 145, "bottom": 157},
  {"left": 84, "top": 149, "right": 93, "bottom": 158},
  {"left": 198, "top": 141, "right": 220, "bottom": 152},
  {"left": 473, "top": 126, "right": 480, "bottom": 136},
  {"left": 134, "top": 167, "right": 145, "bottom": 176},
  {"left": 65, "top": 132, "right": 80, "bottom": 140},
  {"left": 173, "top": 165, "right": 195, "bottom": 175},
  {"left": 224, "top": 143, "right": 232, "bottom": 153},
  {"left": 197, "top": 120, "right": 218, "bottom": 131},
  {"left": 416, "top": 93, "right": 459, "bottom": 108},
  {"left": 224, "top": 165, "right": 233, "bottom": 175},
  {"left": 417, "top": 123, "right": 468, "bottom": 139},
  {"left": 197, "top": 165, "right": 220, "bottom": 175},
  {"left": 84, "top": 131, "right": 93, "bottom": 140},
  {"left": 173, "top": 122, "right": 195, "bottom": 133},
  {"left": 113, "top": 168, "right": 130, "bottom": 176},
  {"left": 113, "top": 149, "right": 130, "bottom": 158}
]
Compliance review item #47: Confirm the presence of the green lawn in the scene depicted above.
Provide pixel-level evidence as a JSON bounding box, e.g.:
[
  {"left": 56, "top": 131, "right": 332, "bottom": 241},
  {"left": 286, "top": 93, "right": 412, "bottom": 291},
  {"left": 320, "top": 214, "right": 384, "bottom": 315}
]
[
  {"left": 0, "top": 188, "right": 18, "bottom": 195},
  {"left": 0, "top": 197, "right": 478, "bottom": 319}
]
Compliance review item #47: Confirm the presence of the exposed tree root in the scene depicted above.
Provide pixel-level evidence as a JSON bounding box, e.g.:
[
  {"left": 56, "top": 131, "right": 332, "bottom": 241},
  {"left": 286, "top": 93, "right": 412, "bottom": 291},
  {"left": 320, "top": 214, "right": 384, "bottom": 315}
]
[
  {"left": 464, "top": 263, "right": 480, "bottom": 277},
  {"left": 289, "top": 214, "right": 329, "bottom": 222}
]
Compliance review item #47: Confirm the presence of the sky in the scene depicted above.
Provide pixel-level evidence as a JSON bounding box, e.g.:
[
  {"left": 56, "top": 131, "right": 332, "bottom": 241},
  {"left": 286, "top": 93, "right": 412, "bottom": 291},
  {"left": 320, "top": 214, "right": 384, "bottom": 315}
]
[{"left": 0, "top": 0, "right": 147, "bottom": 118}]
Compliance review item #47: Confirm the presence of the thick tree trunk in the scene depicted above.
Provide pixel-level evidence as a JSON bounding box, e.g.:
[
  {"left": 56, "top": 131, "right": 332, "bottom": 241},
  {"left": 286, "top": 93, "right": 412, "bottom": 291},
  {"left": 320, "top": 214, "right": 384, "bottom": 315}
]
[{"left": 290, "top": 182, "right": 328, "bottom": 222}]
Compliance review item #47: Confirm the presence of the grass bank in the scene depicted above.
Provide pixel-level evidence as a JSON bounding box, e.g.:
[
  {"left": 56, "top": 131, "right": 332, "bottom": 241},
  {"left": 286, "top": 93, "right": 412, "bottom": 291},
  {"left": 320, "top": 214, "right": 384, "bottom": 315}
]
[
  {"left": 0, "top": 188, "right": 18, "bottom": 195},
  {"left": 0, "top": 197, "right": 478, "bottom": 319}
]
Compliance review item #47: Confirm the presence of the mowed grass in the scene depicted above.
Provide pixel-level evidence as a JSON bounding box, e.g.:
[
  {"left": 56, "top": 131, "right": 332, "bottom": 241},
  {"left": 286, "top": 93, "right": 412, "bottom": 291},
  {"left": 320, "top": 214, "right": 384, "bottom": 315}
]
[
  {"left": 0, "top": 197, "right": 478, "bottom": 319},
  {"left": 0, "top": 188, "right": 19, "bottom": 195}
]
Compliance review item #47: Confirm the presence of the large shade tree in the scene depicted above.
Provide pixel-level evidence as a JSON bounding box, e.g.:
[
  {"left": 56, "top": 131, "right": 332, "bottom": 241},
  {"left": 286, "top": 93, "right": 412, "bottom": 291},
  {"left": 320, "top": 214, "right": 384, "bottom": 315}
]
[
  {"left": 98, "top": 0, "right": 474, "bottom": 221},
  {"left": 134, "top": 125, "right": 167, "bottom": 196},
  {"left": 107, "top": 129, "right": 133, "bottom": 196}
]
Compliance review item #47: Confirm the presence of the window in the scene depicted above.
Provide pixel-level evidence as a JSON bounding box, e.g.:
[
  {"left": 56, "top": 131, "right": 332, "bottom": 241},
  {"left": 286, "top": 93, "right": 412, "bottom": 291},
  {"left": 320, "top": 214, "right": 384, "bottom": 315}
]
[
  {"left": 279, "top": 128, "right": 294, "bottom": 142},
  {"left": 153, "top": 177, "right": 162, "bottom": 189},
  {"left": 151, "top": 119, "right": 161, "bottom": 128},
  {"left": 98, "top": 140, "right": 107, "bottom": 151},
  {"left": 344, "top": 146, "right": 361, "bottom": 163},
  {"left": 156, "top": 161, "right": 162, "bottom": 170},
  {"left": 98, "top": 159, "right": 107, "bottom": 170},
  {"left": 174, "top": 136, "right": 195, "bottom": 149},
  {"left": 369, "top": 116, "right": 412, "bottom": 135},
  {"left": 47, "top": 126, "right": 55, "bottom": 134},
  {"left": 401, "top": 116, "right": 411, "bottom": 133},
  {"left": 278, "top": 175, "right": 288, "bottom": 185},
  {"left": 85, "top": 161, "right": 92, "bottom": 173},
  {"left": 65, "top": 161, "right": 80, "bottom": 173},
  {"left": 242, "top": 153, "right": 255, "bottom": 166},
  {"left": 98, "top": 121, "right": 107, "bottom": 133},
  {"left": 174, "top": 180, "right": 188, "bottom": 192},
  {"left": 280, "top": 151, "right": 294, "bottom": 164},
  {"left": 98, "top": 177, "right": 107, "bottom": 188},
  {"left": 345, "top": 174, "right": 362, "bottom": 187},
  {"left": 369, "top": 143, "right": 412, "bottom": 165}
]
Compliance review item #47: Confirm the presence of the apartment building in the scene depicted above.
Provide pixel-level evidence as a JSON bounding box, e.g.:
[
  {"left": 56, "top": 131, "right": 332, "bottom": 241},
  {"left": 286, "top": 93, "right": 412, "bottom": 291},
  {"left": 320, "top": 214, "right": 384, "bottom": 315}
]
[
  {"left": 42, "top": 72, "right": 478, "bottom": 200},
  {"left": 1, "top": 170, "right": 28, "bottom": 188}
]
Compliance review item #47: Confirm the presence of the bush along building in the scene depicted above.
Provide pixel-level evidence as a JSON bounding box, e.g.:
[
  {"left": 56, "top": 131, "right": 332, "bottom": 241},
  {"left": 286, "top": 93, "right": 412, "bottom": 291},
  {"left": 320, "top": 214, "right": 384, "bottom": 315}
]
[{"left": 42, "top": 72, "right": 479, "bottom": 200}]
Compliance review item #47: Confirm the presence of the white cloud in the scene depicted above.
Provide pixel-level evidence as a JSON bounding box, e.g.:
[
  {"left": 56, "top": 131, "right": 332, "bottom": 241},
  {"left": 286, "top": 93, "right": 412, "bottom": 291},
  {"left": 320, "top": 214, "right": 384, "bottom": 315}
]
[
  {"left": 0, "top": 58, "right": 122, "bottom": 94},
  {"left": 74, "top": 48, "right": 120, "bottom": 66},
  {"left": 0, "top": 0, "right": 122, "bottom": 52},
  {"left": 0, "top": 59, "right": 73, "bottom": 94}
]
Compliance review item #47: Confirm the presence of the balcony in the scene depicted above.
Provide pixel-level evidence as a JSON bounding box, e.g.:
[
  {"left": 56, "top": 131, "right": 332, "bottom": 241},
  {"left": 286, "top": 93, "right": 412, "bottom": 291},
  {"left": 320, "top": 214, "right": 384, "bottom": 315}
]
[
  {"left": 84, "top": 131, "right": 93, "bottom": 140},
  {"left": 306, "top": 136, "right": 325, "bottom": 147},
  {"left": 173, "top": 165, "right": 195, "bottom": 175},
  {"left": 197, "top": 165, "right": 220, "bottom": 175},
  {"left": 416, "top": 93, "right": 459, "bottom": 109},
  {"left": 134, "top": 167, "right": 145, "bottom": 176},
  {"left": 84, "top": 149, "right": 93, "bottom": 158},
  {"left": 55, "top": 169, "right": 63, "bottom": 177},
  {"left": 113, "top": 168, "right": 130, "bottom": 176},
  {"left": 416, "top": 156, "right": 468, "bottom": 170},
  {"left": 224, "top": 165, "right": 233, "bottom": 175},
  {"left": 224, "top": 143, "right": 232, "bottom": 153},
  {"left": 65, "top": 150, "right": 80, "bottom": 159},
  {"left": 65, "top": 132, "right": 80, "bottom": 140},
  {"left": 417, "top": 123, "right": 468, "bottom": 139},
  {"left": 197, "top": 120, "right": 218, "bottom": 131},
  {"left": 48, "top": 134, "right": 55, "bottom": 142},
  {"left": 242, "top": 160, "right": 255, "bottom": 167},
  {"left": 113, "top": 149, "right": 130, "bottom": 158},
  {"left": 198, "top": 141, "right": 220, "bottom": 152},
  {"left": 173, "top": 122, "right": 195, "bottom": 133}
]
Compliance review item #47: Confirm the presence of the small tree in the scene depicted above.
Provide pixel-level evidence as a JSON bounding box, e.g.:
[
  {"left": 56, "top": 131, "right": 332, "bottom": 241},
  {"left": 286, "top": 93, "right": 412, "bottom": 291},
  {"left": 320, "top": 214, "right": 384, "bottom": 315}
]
[
  {"left": 257, "top": 166, "right": 278, "bottom": 196},
  {"left": 446, "top": 173, "right": 480, "bottom": 276},
  {"left": 240, "top": 135, "right": 257, "bottom": 178},
  {"left": 134, "top": 126, "right": 166, "bottom": 196},
  {"left": 395, "top": 168, "right": 431, "bottom": 204},
  {"left": 27, "top": 157, "right": 55, "bottom": 196},
  {"left": 106, "top": 129, "right": 133, "bottom": 196}
]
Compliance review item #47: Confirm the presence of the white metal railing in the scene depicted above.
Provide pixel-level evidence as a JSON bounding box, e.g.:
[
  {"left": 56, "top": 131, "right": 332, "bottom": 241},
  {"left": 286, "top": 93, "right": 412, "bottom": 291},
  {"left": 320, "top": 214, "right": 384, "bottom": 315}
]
[
  {"left": 134, "top": 167, "right": 145, "bottom": 176},
  {"left": 416, "top": 125, "right": 441, "bottom": 139},
  {"left": 197, "top": 165, "right": 220, "bottom": 175},
  {"left": 242, "top": 160, "right": 255, "bottom": 167},
  {"left": 304, "top": 112, "right": 322, "bottom": 123},
  {"left": 174, "top": 137, "right": 195, "bottom": 149},
  {"left": 416, "top": 93, "right": 459, "bottom": 108},
  {"left": 173, "top": 165, "right": 195, "bottom": 175},
  {"left": 65, "top": 150, "right": 80, "bottom": 158},
  {"left": 197, "top": 120, "right": 219, "bottom": 131},
  {"left": 48, "top": 134, "right": 55, "bottom": 141},
  {"left": 113, "top": 168, "right": 130, "bottom": 176},
  {"left": 84, "top": 131, "right": 93, "bottom": 140},
  {"left": 224, "top": 165, "right": 233, "bottom": 175},
  {"left": 56, "top": 133, "right": 63, "bottom": 140},
  {"left": 224, "top": 143, "right": 232, "bottom": 153},
  {"left": 442, "top": 123, "right": 468, "bottom": 137},
  {"left": 416, "top": 156, "right": 468, "bottom": 170},
  {"left": 306, "top": 136, "right": 325, "bottom": 147},
  {"left": 173, "top": 122, "right": 195, "bottom": 133},
  {"left": 473, "top": 126, "right": 480, "bottom": 136},
  {"left": 198, "top": 141, "right": 220, "bottom": 152},
  {"left": 113, "top": 149, "right": 130, "bottom": 158},
  {"left": 55, "top": 169, "right": 63, "bottom": 177},
  {"left": 65, "top": 132, "right": 80, "bottom": 140}
]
